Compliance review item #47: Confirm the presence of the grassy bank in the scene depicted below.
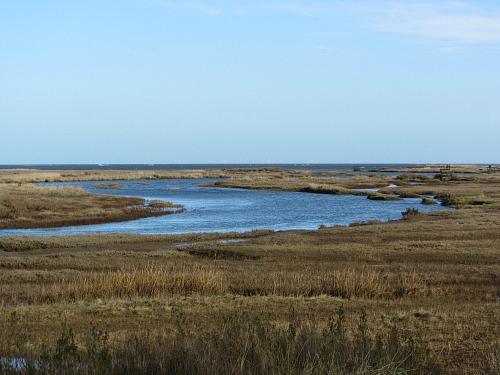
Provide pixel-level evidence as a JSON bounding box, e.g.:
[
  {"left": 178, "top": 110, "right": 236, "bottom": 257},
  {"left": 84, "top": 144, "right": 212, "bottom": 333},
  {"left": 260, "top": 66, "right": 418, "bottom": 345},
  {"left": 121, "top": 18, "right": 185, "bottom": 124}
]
[
  {"left": 0, "top": 167, "right": 299, "bottom": 184},
  {"left": 0, "top": 184, "right": 183, "bottom": 229}
]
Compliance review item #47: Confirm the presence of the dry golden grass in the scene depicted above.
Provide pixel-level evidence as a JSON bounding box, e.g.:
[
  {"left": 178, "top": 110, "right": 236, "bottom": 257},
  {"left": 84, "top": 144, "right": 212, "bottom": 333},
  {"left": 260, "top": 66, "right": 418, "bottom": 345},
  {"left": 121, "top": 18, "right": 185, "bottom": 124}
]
[
  {"left": 0, "top": 183, "right": 182, "bottom": 229},
  {"left": 40, "top": 264, "right": 228, "bottom": 302},
  {"left": 229, "top": 268, "right": 392, "bottom": 298},
  {"left": 0, "top": 167, "right": 273, "bottom": 184}
]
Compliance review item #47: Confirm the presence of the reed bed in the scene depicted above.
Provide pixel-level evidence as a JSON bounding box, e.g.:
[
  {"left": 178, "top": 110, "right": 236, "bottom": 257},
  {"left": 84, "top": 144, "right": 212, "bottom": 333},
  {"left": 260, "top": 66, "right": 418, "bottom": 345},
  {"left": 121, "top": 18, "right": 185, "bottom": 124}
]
[
  {"left": 43, "top": 264, "right": 228, "bottom": 302},
  {"left": 7, "top": 265, "right": 442, "bottom": 305},
  {"left": 233, "top": 269, "right": 391, "bottom": 299}
]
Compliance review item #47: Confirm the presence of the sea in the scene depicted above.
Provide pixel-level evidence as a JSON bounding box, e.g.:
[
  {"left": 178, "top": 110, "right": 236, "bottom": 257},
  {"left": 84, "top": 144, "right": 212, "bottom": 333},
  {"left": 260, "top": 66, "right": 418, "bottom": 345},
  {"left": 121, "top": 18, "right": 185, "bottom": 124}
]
[{"left": 0, "top": 163, "right": 422, "bottom": 172}]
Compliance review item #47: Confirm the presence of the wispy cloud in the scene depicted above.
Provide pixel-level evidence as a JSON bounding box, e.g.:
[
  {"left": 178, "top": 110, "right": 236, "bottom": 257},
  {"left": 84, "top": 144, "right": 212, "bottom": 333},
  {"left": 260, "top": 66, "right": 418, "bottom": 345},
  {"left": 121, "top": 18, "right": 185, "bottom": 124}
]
[
  {"left": 148, "top": 1, "right": 335, "bottom": 17},
  {"left": 259, "top": 2, "right": 332, "bottom": 17},
  {"left": 357, "top": 2, "right": 500, "bottom": 44},
  {"left": 140, "top": 0, "right": 500, "bottom": 50},
  {"left": 146, "top": 0, "right": 242, "bottom": 17}
]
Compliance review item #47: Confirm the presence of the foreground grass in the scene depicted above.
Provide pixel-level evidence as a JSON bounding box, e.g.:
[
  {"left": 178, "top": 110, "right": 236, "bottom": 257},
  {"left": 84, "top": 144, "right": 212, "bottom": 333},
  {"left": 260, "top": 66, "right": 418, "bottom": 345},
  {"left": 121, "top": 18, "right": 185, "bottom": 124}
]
[
  {"left": 1, "top": 208, "right": 498, "bottom": 374},
  {"left": 1, "top": 306, "right": 441, "bottom": 375}
]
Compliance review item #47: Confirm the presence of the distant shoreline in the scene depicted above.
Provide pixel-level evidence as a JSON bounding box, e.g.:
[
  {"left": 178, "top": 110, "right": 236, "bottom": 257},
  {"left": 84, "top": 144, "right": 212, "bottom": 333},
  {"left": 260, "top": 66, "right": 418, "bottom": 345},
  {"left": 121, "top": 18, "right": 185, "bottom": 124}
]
[{"left": 0, "top": 163, "right": 451, "bottom": 172}]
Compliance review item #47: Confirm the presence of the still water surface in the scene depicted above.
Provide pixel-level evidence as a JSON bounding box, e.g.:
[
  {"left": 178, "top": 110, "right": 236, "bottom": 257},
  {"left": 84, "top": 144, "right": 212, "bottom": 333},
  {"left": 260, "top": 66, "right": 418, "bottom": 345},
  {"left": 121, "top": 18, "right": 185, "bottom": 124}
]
[{"left": 0, "top": 179, "right": 452, "bottom": 236}]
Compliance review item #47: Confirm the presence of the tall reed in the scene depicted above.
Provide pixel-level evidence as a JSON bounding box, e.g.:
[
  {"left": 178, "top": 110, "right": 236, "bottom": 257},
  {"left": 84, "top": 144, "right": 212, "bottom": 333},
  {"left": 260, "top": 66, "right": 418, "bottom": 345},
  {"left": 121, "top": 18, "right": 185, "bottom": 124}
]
[
  {"left": 43, "top": 264, "right": 228, "bottom": 302},
  {"left": 234, "top": 269, "right": 390, "bottom": 299}
]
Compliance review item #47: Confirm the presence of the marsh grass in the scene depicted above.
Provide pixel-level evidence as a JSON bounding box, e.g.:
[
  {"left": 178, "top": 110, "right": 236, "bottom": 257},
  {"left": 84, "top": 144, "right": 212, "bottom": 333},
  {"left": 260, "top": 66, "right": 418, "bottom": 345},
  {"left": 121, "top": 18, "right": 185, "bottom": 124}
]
[
  {"left": 232, "top": 269, "right": 391, "bottom": 299},
  {"left": 0, "top": 230, "right": 272, "bottom": 252},
  {"left": 0, "top": 307, "right": 440, "bottom": 375},
  {"left": 367, "top": 193, "right": 402, "bottom": 201},
  {"left": 1, "top": 166, "right": 499, "bottom": 373},
  {"left": 421, "top": 197, "right": 437, "bottom": 205},
  {"left": 0, "top": 169, "right": 231, "bottom": 184},
  {"left": 147, "top": 200, "right": 183, "bottom": 209},
  {"left": 92, "top": 183, "right": 124, "bottom": 189},
  {"left": 42, "top": 264, "right": 228, "bottom": 302},
  {"left": 440, "top": 194, "right": 493, "bottom": 207},
  {"left": 485, "top": 351, "right": 500, "bottom": 375},
  {"left": 300, "top": 183, "right": 355, "bottom": 195},
  {"left": 0, "top": 184, "right": 182, "bottom": 229},
  {"left": 8, "top": 265, "right": 442, "bottom": 305}
]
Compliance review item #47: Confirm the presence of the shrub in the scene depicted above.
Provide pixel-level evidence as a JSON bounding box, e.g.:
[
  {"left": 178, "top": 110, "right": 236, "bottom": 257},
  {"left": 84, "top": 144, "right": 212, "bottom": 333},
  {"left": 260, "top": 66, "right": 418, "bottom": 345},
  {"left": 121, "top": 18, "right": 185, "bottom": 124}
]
[
  {"left": 421, "top": 197, "right": 437, "bottom": 205},
  {"left": 147, "top": 200, "right": 182, "bottom": 209},
  {"left": 439, "top": 194, "right": 492, "bottom": 207},
  {"left": 401, "top": 208, "right": 420, "bottom": 219},
  {"left": 367, "top": 193, "right": 402, "bottom": 201},
  {"left": 301, "top": 184, "right": 351, "bottom": 195}
]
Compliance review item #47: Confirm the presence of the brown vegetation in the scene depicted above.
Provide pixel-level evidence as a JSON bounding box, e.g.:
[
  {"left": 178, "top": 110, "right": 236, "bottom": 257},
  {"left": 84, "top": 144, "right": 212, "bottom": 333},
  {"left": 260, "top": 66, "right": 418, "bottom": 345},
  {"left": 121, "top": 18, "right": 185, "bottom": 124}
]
[
  {"left": 0, "top": 168, "right": 280, "bottom": 184},
  {"left": 92, "top": 183, "right": 124, "bottom": 189},
  {"left": 0, "top": 183, "right": 183, "bottom": 229},
  {"left": 0, "top": 165, "right": 499, "bottom": 374}
]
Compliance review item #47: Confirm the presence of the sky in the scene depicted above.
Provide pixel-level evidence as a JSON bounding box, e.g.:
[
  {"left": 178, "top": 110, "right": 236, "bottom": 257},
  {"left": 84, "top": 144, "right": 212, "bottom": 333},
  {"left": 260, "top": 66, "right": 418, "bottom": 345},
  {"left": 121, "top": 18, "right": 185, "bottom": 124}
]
[{"left": 1, "top": 0, "right": 499, "bottom": 164}]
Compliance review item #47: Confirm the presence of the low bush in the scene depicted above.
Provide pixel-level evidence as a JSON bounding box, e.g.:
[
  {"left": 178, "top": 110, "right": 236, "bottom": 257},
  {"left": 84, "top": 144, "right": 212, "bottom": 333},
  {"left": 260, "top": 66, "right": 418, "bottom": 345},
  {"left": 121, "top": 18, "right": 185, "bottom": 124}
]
[
  {"left": 367, "top": 193, "right": 402, "bottom": 201},
  {"left": 421, "top": 197, "right": 437, "bottom": 205},
  {"left": 300, "top": 184, "right": 352, "bottom": 195},
  {"left": 439, "top": 194, "right": 492, "bottom": 207},
  {"left": 92, "top": 183, "right": 124, "bottom": 189},
  {"left": 147, "top": 200, "right": 183, "bottom": 209},
  {"left": 401, "top": 208, "right": 420, "bottom": 219},
  {"left": 397, "top": 192, "right": 422, "bottom": 199}
]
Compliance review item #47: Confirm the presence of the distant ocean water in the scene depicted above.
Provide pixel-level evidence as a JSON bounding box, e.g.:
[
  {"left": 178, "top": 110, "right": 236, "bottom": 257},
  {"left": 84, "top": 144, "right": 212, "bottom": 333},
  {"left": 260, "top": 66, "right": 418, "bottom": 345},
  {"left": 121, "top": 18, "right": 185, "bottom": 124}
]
[{"left": 0, "top": 163, "right": 420, "bottom": 172}]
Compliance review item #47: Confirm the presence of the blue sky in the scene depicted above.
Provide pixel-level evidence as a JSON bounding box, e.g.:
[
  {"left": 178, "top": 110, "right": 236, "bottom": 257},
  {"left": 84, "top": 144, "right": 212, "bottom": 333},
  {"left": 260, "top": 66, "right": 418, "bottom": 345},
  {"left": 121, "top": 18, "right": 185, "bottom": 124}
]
[{"left": 1, "top": 1, "right": 499, "bottom": 164}]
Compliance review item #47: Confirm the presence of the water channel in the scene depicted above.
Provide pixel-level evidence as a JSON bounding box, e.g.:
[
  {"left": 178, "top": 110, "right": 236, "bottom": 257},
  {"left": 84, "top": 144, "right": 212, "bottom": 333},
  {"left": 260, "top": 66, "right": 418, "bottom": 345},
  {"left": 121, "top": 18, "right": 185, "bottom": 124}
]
[{"left": 0, "top": 179, "right": 453, "bottom": 236}]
